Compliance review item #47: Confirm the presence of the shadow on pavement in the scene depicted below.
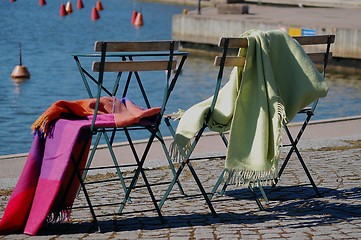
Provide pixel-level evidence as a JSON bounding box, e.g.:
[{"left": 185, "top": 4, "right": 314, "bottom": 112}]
[{"left": 38, "top": 186, "right": 361, "bottom": 236}]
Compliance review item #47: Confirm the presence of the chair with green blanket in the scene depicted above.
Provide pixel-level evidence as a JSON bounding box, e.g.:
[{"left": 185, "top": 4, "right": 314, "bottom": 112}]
[
  {"left": 211, "top": 33, "right": 335, "bottom": 201},
  {"left": 159, "top": 30, "right": 334, "bottom": 214},
  {"left": 71, "top": 40, "right": 188, "bottom": 229}
]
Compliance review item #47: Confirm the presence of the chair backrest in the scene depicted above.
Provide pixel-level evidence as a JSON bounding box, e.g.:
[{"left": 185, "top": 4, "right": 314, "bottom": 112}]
[
  {"left": 92, "top": 41, "right": 179, "bottom": 72},
  {"left": 210, "top": 34, "right": 335, "bottom": 118},
  {"left": 88, "top": 40, "right": 187, "bottom": 131}
]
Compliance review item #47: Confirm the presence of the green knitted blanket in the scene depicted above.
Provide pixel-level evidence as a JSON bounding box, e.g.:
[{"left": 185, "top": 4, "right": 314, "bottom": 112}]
[{"left": 172, "top": 29, "right": 328, "bottom": 185}]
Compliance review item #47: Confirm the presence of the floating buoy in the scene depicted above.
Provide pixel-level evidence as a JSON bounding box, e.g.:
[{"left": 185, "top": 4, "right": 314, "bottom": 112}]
[
  {"left": 91, "top": 7, "right": 100, "bottom": 21},
  {"left": 131, "top": 11, "right": 137, "bottom": 24},
  {"left": 11, "top": 43, "right": 30, "bottom": 80},
  {"left": 59, "top": 4, "right": 67, "bottom": 17},
  {"left": 133, "top": 12, "right": 144, "bottom": 27},
  {"left": 10, "top": 0, "right": 16, "bottom": 2},
  {"left": 39, "top": 0, "right": 46, "bottom": 6},
  {"left": 66, "top": 1, "right": 73, "bottom": 14},
  {"left": 77, "top": 0, "right": 84, "bottom": 9},
  {"left": 11, "top": 66, "right": 30, "bottom": 80},
  {"left": 96, "top": 0, "right": 103, "bottom": 11}
]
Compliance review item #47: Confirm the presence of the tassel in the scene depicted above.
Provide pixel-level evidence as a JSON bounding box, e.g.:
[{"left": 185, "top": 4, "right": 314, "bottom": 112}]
[
  {"left": 168, "top": 140, "right": 191, "bottom": 162},
  {"left": 171, "top": 109, "right": 185, "bottom": 121},
  {"left": 223, "top": 168, "right": 278, "bottom": 187},
  {"left": 46, "top": 209, "right": 71, "bottom": 223},
  {"left": 31, "top": 115, "right": 50, "bottom": 137},
  {"left": 169, "top": 141, "right": 183, "bottom": 162}
]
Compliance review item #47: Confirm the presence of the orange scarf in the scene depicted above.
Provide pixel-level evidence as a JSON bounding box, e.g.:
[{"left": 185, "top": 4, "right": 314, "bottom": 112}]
[{"left": 32, "top": 97, "right": 161, "bottom": 136}]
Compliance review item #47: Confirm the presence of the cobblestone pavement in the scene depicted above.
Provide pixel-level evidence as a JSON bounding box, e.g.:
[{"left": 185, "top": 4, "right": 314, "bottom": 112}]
[{"left": 1, "top": 140, "right": 361, "bottom": 239}]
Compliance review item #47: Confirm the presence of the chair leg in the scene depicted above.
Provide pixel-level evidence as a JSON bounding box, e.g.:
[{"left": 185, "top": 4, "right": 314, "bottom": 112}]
[
  {"left": 156, "top": 131, "right": 185, "bottom": 195},
  {"left": 293, "top": 146, "right": 321, "bottom": 196},
  {"left": 186, "top": 161, "right": 217, "bottom": 215},
  {"left": 118, "top": 132, "right": 163, "bottom": 218},
  {"left": 69, "top": 138, "right": 100, "bottom": 231},
  {"left": 158, "top": 160, "right": 187, "bottom": 209},
  {"left": 73, "top": 157, "right": 100, "bottom": 231},
  {"left": 102, "top": 131, "right": 128, "bottom": 194},
  {"left": 248, "top": 184, "right": 265, "bottom": 211},
  {"left": 209, "top": 169, "right": 227, "bottom": 200},
  {"left": 278, "top": 123, "right": 321, "bottom": 196},
  {"left": 77, "top": 131, "right": 128, "bottom": 198},
  {"left": 256, "top": 180, "right": 269, "bottom": 204},
  {"left": 76, "top": 132, "right": 102, "bottom": 196},
  {"left": 209, "top": 170, "right": 223, "bottom": 199}
]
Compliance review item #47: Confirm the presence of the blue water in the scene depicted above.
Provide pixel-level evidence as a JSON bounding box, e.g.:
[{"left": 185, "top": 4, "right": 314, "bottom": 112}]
[{"left": 0, "top": 0, "right": 360, "bottom": 155}]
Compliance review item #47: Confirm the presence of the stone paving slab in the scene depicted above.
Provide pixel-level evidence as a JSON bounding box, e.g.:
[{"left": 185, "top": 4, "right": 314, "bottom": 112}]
[{"left": 1, "top": 138, "right": 361, "bottom": 239}]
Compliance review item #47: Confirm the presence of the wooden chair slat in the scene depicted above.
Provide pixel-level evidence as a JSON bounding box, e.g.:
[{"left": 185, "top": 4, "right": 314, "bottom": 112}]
[
  {"left": 217, "top": 35, "right": 335, "bottom": 68},
  {"left": 214, "top": 56, "right": 246, "bottom": 67},
  {"left": 293, "top": 35, "right": 335, "bottom": 45},
  {"left": 92, "top": 60, "right": 177, "bottom": 72},
  {"left": 218, "top": 35, "right": 335, "bottom": 50},
  {"left": 218, "top": 38, "right": 248, "bottom": 48},
  {"left": 307, "top": 52, "right": 333, "bottom": 63},
  {"left": 94, "top": 41, "right": 179, "bottom": 52}
]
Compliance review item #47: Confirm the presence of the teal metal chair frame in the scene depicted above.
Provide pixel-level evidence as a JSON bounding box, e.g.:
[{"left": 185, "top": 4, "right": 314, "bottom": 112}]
[{"left": 71, "top": 40, "right": 188, "bottom": 228}]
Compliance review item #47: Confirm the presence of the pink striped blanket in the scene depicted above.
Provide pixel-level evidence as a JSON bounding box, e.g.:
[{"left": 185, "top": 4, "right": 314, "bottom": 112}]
[{"left": 0, "top": 97, "right": 160, "bottom": 235}]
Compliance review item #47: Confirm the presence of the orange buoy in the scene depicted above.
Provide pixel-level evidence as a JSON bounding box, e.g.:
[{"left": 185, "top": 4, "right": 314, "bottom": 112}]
[
  {"left": 91, "top": 7, "right": 100, "bottom": 21},
  {"left": 131, "top": 11, "right": 137, "bottom": 24},
  {"left": 77, "top": 0, "right": 84, "bottom": 9},
  {"left": 96, "top": 0, "right": 103, "bottom": 11},
  {"left": 66, "top": 1, "right": 73, "bottom": 14},
  {"left": 59, "top": 4, "right": 67, "bottom": 17},
  {"left": 11, "top": 66, "right": 30, "bottom": 80},
  {"left": 11, "top": 43, "right": 30, "bottom": 80},
  {"left": 39, "top": 0, "right": 46, "bottom": 6},
  {"left": 133, "top": 12, "right": 144, "bottom": 27}
]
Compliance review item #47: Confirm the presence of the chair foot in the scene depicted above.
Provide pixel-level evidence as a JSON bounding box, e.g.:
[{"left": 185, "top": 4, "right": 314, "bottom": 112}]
[{"left": 315, "top": 192, "right": 323, "bottom": 198}]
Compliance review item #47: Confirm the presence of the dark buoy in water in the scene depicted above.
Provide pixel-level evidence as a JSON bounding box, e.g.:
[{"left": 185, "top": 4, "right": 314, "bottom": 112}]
[{"left": 11, "top": 43, "right": 30, "bottom": 80}]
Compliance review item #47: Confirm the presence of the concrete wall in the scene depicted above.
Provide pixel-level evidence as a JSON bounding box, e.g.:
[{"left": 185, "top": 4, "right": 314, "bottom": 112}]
[
  {"left": 245, "top": 0, "right": 361, "bottom": 8},
  {"left": 172, "top": 14, "right": 361, "bottom": 60}
]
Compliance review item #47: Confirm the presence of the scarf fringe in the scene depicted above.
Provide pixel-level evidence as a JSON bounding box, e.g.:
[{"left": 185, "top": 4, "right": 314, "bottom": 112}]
[
  {"left": 277, "top": 101, "right": 287, "bottom": 158},
  {"left": 169, "top": 140, "right": 191, "bottom": 162},
  {"left": 171, "top": 109, "right": 185, "bottom": 121},
  {"left": 223, "top": 168, "right": 278, "bottom": 187},
  {"left": 46, "top": 209, "right": 72, "bottom": 224},
  {"left": 31, "top": 115, "right": 49, "bottom": 137}
]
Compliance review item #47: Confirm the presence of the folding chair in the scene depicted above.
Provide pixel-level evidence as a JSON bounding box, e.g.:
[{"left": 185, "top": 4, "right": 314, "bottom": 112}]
[
  {"left": 159, "top": 32, "right": 335, "bottom": 214},
  {"left": 71, "top": 40, "right": 188, "bottom": 228},
  {"left": 211, "top": 34, "right": 335, "bottom": 201}
]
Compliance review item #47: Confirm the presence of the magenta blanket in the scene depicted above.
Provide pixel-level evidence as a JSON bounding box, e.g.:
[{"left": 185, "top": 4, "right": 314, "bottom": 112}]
[
  {"left": 0, "top": 98, "right": 161, "bottom": 235},
  {"left": 0, "top": 119, "right": 92, "bottom": 235}
]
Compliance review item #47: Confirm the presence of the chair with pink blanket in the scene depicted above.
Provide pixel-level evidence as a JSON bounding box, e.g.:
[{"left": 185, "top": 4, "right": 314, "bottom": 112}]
[{"left": 72, "top": 40, "right": 188, "bottom": 229}]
